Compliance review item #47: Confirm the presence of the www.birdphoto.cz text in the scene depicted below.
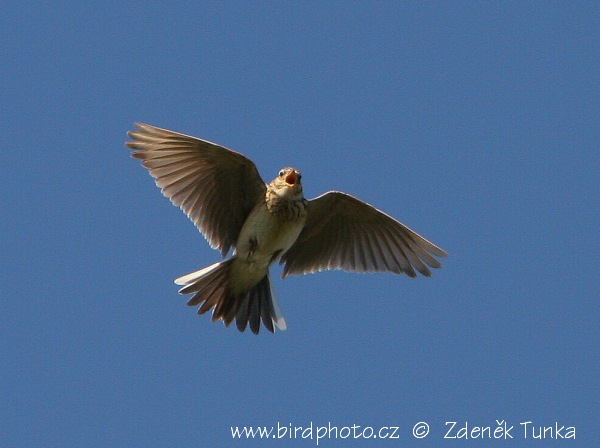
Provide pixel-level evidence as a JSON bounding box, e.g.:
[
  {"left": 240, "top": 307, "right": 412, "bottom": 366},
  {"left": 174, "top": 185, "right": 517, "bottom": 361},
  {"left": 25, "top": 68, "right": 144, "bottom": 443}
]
[{"left": 229, "top": 419, "right": 576, "bottom": 444}]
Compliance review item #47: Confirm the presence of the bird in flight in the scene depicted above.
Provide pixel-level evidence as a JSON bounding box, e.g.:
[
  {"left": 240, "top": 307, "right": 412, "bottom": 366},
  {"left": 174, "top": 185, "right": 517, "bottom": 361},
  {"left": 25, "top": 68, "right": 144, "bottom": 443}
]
[{"left": 126, "top": 123, "right": 447, "bottom": 334}]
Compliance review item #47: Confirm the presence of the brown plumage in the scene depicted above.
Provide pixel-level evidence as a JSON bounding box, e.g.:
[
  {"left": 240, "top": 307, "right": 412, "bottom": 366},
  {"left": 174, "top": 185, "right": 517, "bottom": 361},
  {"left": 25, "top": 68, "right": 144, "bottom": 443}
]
[{"left": 126, "top": 123, "right": 447, "bottom": 334}]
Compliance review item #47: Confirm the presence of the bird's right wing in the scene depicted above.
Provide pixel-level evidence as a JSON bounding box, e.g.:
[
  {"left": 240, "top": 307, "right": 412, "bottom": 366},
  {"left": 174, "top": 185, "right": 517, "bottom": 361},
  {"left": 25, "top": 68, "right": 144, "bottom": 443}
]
[
  {"left": 126, "top": 123, "right": 266, "bottom": 256},
  {"left": 280, "top": 191, "right": 447, "bottom": 278}
]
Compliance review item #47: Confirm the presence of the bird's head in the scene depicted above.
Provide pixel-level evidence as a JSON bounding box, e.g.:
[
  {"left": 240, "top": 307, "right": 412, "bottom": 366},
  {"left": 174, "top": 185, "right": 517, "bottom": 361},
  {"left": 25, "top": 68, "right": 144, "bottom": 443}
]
[{"left": 270, "top": 167, "right": 303, "bottom": 198}]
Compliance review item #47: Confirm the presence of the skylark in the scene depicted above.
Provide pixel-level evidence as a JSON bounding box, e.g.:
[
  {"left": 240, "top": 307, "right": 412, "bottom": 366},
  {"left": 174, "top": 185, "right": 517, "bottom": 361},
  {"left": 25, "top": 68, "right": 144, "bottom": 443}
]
[{"left": 126, "top": 123, "right": 447, "bottom": 334}]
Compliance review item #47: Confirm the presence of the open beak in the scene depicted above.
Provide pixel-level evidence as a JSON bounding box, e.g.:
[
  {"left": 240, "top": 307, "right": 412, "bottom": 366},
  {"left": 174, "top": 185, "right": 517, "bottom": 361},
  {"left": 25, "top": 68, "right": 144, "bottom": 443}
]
[{"left": 285, "top": 171, "right": 298, "bottom": 186}]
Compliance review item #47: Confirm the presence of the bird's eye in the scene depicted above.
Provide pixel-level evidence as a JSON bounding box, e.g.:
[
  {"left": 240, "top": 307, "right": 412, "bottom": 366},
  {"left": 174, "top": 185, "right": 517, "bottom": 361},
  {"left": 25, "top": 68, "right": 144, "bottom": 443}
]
[{"left": 279, "top": 170, "right": 285, "bottom": 177}]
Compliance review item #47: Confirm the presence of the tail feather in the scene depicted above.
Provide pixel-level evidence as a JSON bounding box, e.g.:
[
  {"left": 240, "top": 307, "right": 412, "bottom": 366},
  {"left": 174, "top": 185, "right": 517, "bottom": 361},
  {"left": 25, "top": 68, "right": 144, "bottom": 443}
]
[
  {"left": 175, "top": 261, "right": 222, "bottom": 287},
  {"left": 198, "top": 287, "right": 223, "bottom": 315},
  {"left": 243, "top": 275, "right": 274, "bottom": 334},
  {"left": 235, "top": 294, "right": 251, "bottom": 332},
  {"left": 269, "top": 281, "right": 287, "bottom": 331},
  {"left": 191, "top": 272, "right": 227, "bottom": 308},
  {"left": 249, "top": 288, "right": 262, "bottom": 334},
  {"left": 259, "top": 279, "right": 274, "bottom": 333},
  {"left": 174, "top": 259, "right": 287, "bottom": 334}
]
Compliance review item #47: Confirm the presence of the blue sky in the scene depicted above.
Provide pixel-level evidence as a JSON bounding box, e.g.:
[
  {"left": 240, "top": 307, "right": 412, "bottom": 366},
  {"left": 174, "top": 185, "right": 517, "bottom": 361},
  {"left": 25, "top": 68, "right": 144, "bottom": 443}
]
[{"left": 2, "top": 2, "right": 598, "bottom": 447}]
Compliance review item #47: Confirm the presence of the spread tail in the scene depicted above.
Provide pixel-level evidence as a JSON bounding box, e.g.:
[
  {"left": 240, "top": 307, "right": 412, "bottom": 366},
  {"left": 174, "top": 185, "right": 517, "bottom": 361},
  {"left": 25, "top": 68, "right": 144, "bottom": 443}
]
[{"left": 174, "top": 259, "right": 287, "bottom": 334}]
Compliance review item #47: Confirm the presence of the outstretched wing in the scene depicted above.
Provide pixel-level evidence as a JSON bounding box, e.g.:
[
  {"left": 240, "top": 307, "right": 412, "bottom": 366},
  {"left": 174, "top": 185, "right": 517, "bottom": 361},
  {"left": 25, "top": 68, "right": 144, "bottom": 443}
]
[
  {"left": 126, "top": 123, "right": 266, "bottom": 256},
  {"left": 280, "top": 191, "right": 447, "bottom": 278}
]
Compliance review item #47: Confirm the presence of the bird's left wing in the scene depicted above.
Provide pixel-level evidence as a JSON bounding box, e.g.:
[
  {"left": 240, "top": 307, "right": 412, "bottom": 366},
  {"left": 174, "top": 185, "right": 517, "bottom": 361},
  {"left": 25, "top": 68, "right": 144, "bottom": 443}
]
[
  {"left": 126, "top": 123, "right": 266, "bottom": 256},
  {"left": 280, "top": 191, "right": 447, "bottom": 278}
]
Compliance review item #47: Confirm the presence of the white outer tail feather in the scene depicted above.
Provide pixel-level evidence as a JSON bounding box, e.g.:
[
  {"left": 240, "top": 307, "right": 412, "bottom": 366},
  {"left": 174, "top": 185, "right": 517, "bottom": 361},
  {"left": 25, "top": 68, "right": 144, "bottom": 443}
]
[
  {"left": 174, "top": 261, "right": 222, "bottom": 286},
  {"left": 268, "top": 279, "right": 287, "bottom": 331}
]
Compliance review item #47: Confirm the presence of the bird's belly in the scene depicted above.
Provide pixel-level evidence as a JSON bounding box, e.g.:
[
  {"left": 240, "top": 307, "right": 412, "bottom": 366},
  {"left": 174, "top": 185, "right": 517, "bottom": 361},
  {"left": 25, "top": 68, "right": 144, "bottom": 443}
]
[
  {"left": 228, "top": 205, "right": 305, "bottom": 295},
  {"left": 235, "top": 203, "right": 306, "bottom": 269}
]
